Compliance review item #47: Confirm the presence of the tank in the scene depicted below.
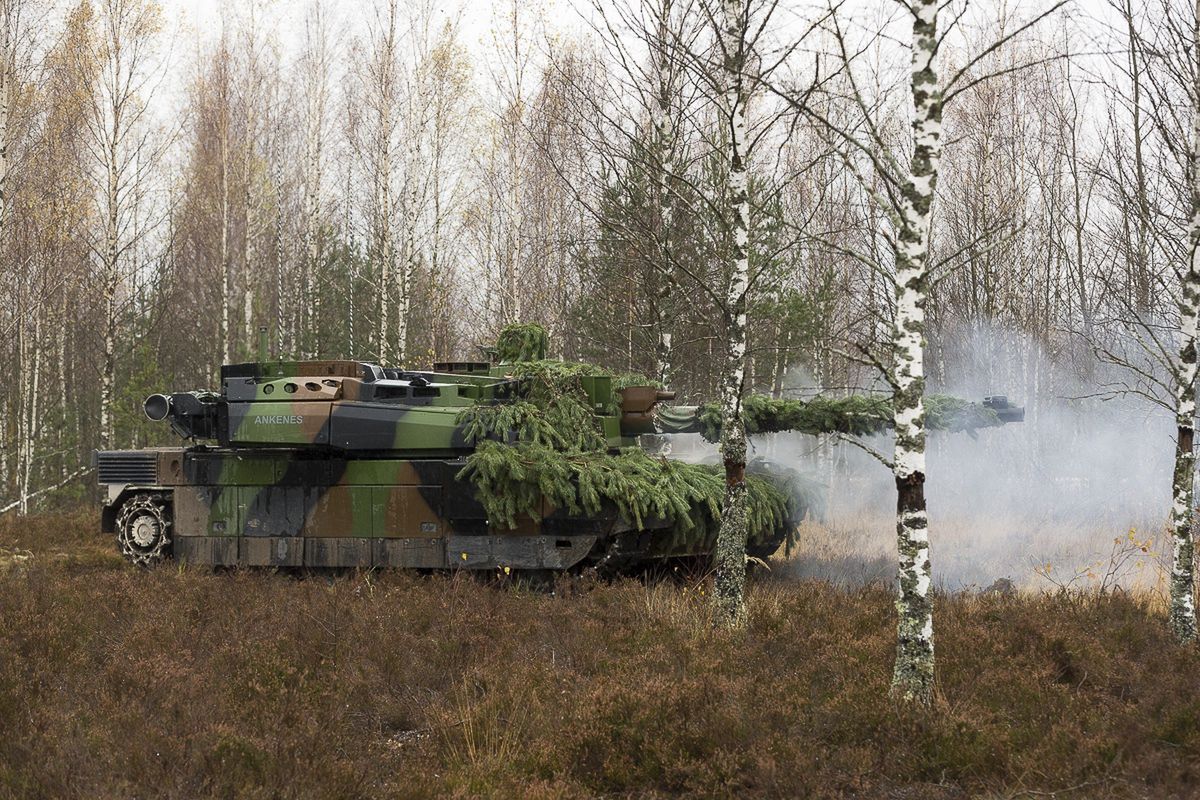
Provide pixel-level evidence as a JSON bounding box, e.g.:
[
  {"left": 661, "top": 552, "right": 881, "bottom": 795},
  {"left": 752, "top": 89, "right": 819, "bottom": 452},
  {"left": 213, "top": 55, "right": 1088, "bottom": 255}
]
[{"left": 95, "top": 327, "right": 1023, "bottom": 572}]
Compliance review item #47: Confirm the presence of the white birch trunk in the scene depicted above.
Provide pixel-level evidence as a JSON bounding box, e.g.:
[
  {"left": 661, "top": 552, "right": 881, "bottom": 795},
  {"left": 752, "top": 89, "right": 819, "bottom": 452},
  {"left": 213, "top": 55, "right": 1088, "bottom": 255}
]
[
  {"left": 508, "top": 161, "right": 522, "bottom": 323},
  {"left": 653, "top": 3, "right": 676, "bottom": 386},
  {"left": 302, "top": 51, "right": 324, "bottom": 360},
  {"left": 890, "top": 0, "right": 942, "bottom": 704},
  {"left": 55, "top": 319, "right": 66, "bottom": 478},
  {"left": 219, "top": 112, "right": 232, "bottom": 364},
  {"left": 371, "top": 0, "right": 400, "bottom": 364},
  {"left": 0, "top": 403, "right": 8, "bottom": 492},
  {"left": 273, "top": 157, "right": 286, "bottom": 358},
  {"left": 1169, "top": 1, "right": 1200, "bottom": 643},
  {"left": 0, "top": 38, "right": 9, "bottom": 240},
  {"left": 376, "top": 161, "right": 394, "bottom": 362},
  {"left": 242, "top": 133, "right": 256, "bottom": 357},
  {"left": 19, "top": 311, "right": 41, "bottom": 515},
  {"left": 398, "top": 142, "right": 420, "bottom": 367},
  {"left": 15, "top": 298, "right": 26, "bottom": 514},
  {"left": 712, "top": 0, "right": 752, "bottom": 630},
  {"left": 100, "top": 132, "right": 120, "bottom": 451}
]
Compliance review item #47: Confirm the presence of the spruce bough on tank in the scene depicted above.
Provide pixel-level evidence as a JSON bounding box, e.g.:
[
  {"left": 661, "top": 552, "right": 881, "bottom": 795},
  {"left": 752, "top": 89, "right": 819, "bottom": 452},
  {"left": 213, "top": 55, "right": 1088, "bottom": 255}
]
[{"left": 456, "top": 331, "right": 791, "bottom": 550}]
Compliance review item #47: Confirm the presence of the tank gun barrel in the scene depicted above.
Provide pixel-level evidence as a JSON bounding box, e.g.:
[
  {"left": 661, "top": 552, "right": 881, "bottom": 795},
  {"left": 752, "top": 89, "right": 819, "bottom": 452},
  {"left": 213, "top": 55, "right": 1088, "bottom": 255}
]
[
  {"left": 982, "top": 395, "right": 1025, "bottom": 424},
  {"left": 653, "top": 393, "right": 1025, "bottom": 441}
]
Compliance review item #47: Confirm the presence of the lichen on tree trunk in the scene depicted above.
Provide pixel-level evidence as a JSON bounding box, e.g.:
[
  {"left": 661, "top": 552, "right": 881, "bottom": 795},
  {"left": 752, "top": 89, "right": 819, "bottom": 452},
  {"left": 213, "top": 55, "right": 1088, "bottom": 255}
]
[
  {"left": 889, "top": 0, "right": 941, "bottom": 704},
  {"left": 714, "top": 457, "right": 749, "bottom": 627},
  {"left": 711, "top": 0, "right": 751, "bottom": 630},
  {"left": 1170, "top": 423, "right": 1197, "bottom": 643}
]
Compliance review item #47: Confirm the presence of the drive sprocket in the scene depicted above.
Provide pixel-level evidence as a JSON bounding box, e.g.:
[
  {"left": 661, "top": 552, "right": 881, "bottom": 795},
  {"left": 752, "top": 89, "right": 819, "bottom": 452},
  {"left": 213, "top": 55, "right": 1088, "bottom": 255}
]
[{"left": 115, "top": 493, "right": 172, "bottom": 566}]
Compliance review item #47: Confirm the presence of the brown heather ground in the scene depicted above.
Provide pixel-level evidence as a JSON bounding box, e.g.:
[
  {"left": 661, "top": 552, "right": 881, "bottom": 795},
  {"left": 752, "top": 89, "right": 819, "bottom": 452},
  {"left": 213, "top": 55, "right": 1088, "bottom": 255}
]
[{"left": 2, "top": 511, "right": 1200, "bottom": 799}]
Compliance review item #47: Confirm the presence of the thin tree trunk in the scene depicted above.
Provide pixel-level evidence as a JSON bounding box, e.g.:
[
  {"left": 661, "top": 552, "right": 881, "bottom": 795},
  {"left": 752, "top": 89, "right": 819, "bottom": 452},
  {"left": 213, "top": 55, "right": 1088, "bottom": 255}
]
[
  {"left": 890, "top": 0, "right": 942, "bottom": 704},
  {"left": 100, "top": 130, "right": 120, "bottom": 450},
  {"left": 377, "top": 165, "right": 393, "bottom": 362},
  {"left": 243, "top": 128, "right": 256, "bottom": 358},
  {"left": 304, "top": 72, "right": 323, "bottom": 359},
  {"left": 1169, "top": 2, "right": 1200, "bottom": 643},
  {"left": 1124, "top": 0, "right": 1153, "bottom": 313},
  {"left": 220, "top": 106, "right": 232, "bottom": 364},
  {"left": 274, "top": 157, "right": 286, "bottom": 359},
  {"left": 712, "top": 0, "right": 751, "bottom": 630},
  {"left": 653, "top": 2, "right": 676, "bottom": 386},
  {"left": 0, "top": 45, "right": 9, "bottom": 240},
  {"left": 398, "top": 139, "right": 421, "bottom": 366},
  {"left": 20, "top": 311, "right": 41, "bottom": 515},
  {"left": 15, "top": 293, "right": 26, "bottom": 514},
  {"left": 508, "top": 160, "right": 522, "bottom": 323},
  {"left": 0, "top": 401, "right": 8, "bottom": 492}
]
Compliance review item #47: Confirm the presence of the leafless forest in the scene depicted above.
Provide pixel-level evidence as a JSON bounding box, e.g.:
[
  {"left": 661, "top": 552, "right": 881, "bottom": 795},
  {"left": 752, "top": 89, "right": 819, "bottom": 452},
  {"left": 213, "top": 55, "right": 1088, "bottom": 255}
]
[{"left": 0, "top": 0, "right": 1189, "bottom": 531}]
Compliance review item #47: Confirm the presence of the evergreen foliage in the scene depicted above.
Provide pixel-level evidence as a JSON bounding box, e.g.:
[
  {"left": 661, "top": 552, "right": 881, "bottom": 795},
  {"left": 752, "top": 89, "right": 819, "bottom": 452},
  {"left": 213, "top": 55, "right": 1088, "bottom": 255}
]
[
  {"left": 494, "top": 324, "right": 549, "bottom": 362},
  {"left": 457, "top": 440, "right": 790, "bottom": 550},
  {"left": 694, "top": 393, "right": 1003, "bottom": 441},
  {"left": 492, "top": 356, "right": 660, "bottom": 409},
  {"left": 457, "top": 329, "right": 792, "bottom": 549}
]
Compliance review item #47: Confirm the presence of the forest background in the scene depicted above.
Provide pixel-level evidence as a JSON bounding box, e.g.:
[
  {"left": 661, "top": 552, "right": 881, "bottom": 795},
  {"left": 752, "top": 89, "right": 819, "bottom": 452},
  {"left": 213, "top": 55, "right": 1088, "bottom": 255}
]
[{"left": 0, "top": 0, "right": 1179, "bottom": 569}]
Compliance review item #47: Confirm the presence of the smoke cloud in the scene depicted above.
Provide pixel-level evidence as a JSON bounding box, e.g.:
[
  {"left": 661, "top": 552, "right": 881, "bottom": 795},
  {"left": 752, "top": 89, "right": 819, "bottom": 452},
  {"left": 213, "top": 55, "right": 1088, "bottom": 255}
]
[{"left": 675, "top": 323, "right": 1177, "bottom": 591}]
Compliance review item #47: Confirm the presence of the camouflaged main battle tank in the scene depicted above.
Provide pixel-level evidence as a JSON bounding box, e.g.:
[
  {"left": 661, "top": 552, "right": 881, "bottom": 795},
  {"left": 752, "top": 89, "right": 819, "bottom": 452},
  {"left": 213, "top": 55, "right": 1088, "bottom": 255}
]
[{"left": 95, "top": 326, "right": 1023, "bottom": 572}]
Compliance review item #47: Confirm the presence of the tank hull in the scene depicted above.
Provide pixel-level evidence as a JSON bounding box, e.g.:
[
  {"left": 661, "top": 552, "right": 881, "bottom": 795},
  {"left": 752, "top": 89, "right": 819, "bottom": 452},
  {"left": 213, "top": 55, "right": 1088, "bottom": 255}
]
[{"left": 97, "top": 447, "right": 747, "bottom": 571}]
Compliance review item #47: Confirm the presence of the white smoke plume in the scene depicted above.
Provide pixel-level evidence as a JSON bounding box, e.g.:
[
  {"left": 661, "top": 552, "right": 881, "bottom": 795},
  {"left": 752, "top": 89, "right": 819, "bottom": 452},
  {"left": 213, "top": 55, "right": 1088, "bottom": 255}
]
[
  {"left": 673, "top": 323, "right": 1177, "bottom": 591},
  {"left": 788, "top": 323, "right": 1173, "bottom": 590}
]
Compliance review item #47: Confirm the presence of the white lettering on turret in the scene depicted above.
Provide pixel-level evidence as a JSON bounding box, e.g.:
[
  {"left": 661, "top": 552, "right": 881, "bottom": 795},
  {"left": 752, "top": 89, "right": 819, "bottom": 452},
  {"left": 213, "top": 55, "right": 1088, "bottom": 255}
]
[{"left": 254, "top": 415, "right": 304, "bottom": 425}]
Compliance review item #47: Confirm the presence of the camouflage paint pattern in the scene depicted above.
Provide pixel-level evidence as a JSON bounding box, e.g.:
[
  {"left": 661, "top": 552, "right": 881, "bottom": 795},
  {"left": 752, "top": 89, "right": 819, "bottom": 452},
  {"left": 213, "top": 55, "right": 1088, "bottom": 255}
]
[{"left": 97, "top": 358, "right": 712, "bottom": 570}]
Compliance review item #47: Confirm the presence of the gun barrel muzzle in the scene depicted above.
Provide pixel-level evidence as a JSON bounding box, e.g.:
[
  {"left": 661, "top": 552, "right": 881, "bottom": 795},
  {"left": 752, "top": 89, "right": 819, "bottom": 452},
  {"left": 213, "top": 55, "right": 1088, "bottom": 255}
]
[{"left": 144, "top": 394, "right": 172, "bottom": 421}]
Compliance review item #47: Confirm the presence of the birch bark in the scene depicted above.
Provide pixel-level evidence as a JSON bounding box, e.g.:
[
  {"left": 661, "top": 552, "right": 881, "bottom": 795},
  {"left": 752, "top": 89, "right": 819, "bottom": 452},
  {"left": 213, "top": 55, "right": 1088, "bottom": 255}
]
[
  {"left": 273, "top": 156, "right": 286, "bottom": 358},
  {"left": 19, "top": 311, "right": 41, "bottom": 515},
  {"left": 712, "top": 0, "right": 752, "bottom": 630},
  {"left": 372, "top": 0, "right": 399, "bottom": 364},
  {"left": 889, "top": 0, "right": 942, "bottom": 704},
  {"left": 653, "top": 1, "right": 676, "bottom": 386},
  {"left": 303, "top": 79, "right": 323, "bottom": 359},
  {"left": 507, "top": 134, "right": 523, "bottom": 323},
  {"left": 219, "top": 87, "right": 232, "bottom": 364},
  {"left": 1168, "top": 0, "right": 1200, "bottom": 643},
  {"left": 0, "top": 2, "right": 10, "bottom": 241},
  {"left": 242, "top": 136, "right": 256, "bottom": 357},
  {"left": 99, "top": 131, "right": 119, "bottom": 450},
  {"left": 398, "top": 104, "right": 425, "bottom": 366}
]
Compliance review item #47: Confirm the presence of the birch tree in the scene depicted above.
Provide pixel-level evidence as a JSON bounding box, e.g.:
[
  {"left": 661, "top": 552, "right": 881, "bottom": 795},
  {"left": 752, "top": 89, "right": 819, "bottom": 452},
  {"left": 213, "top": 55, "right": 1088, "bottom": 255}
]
[
  {"left": 0, "top": 0, "right": 42, "bottom": 511},
  {"left": 300, "top": 2, "right": 333, "bottom": 359},
  {"left": 779, "top": 0, "right": 1067, "bottom": 700},
  {"left": 1087, "top": 0, "right": 1200, "bottom": 642},
  {"left": 884, "top": 0, "right": 942, "bottom": 702},
  {"left": 1167, "top": 0, "right": 1200, "bottom": 643},
  {"left": 0, "top": 0, "right": 29, "bottom": 240},
  {"left": 350, "top": 0, "right": 402, "bottom": 363},
  {"left": 75, "top": 0, "right": 166, "bottom": 449},
  {"left": 710, "top": 0, "right": 754, "bottom": 628}
]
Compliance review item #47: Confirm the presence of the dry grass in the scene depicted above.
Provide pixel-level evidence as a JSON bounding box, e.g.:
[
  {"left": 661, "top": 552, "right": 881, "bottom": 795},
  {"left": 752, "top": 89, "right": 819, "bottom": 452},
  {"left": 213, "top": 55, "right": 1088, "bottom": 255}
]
[
  {"left": 1, "top": 511, "right": 1199, "bottom": 799},
  {"left": 785, "top": 508, "right": 1173, "bottom": 597}
]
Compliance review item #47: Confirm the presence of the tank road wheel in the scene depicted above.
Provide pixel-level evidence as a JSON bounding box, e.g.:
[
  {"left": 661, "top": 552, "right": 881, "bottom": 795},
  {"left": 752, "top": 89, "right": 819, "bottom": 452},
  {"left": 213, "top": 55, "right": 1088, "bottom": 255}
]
[{"left": 116, "top": 493, "right": 173, "bottom": 567}]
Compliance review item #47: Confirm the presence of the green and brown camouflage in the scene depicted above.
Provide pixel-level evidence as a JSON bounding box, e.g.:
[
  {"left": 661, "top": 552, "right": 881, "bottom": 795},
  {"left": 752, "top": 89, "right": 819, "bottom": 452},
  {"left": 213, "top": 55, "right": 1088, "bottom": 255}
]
[
  {"left": 96, "top": 330, "right": 1023, "bottom": 572},
  {"left": 99, "top": 354, "right": 682, "bottom": 570}
]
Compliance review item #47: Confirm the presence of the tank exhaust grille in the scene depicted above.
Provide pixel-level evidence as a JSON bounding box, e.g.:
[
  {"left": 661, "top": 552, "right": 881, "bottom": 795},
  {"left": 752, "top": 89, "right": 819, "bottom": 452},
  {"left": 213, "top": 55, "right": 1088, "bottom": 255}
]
[{"left": 97, "top": 451, "right": 159, "bottom": 485}]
